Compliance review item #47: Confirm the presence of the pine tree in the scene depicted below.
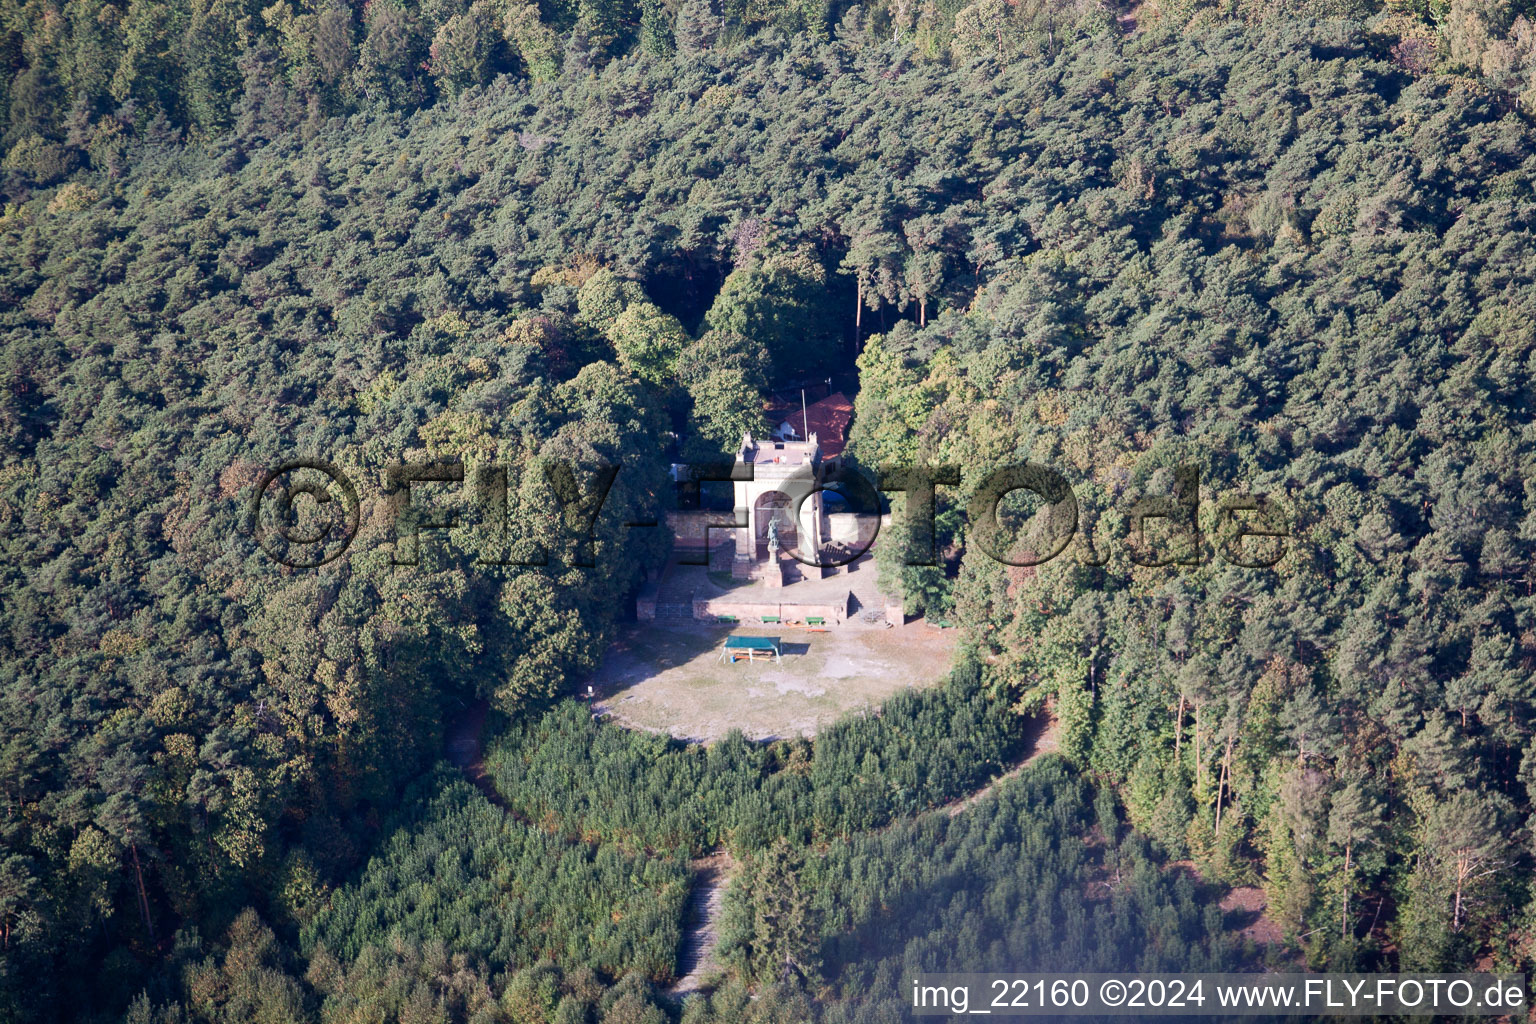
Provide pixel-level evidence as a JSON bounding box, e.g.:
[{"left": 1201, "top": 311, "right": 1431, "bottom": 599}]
[
  {"left": 747, "top": 838, "right": 822, "bottom": 985},
  {"left": 1326, "top": 775, "right": 1384, "bottom": 943},
  {"left": 640, "top": 0, "right": 676, "bottom": 55},
  {"left": 1426, "top": 792, "right": 1513, "bottom": 935},
  {"left": 674, "top": 0, "right": 720, "bottom": 53}
]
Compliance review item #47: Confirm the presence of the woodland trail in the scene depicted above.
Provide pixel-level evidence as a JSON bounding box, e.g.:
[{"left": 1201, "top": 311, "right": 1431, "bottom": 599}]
[
  {"left": 663, "top": 714, "right": 1062, "bottom": 997},
  {"left": 945, "top": 712, "right": 1060, "bottom": 816},
  {"left": 444, "top": 698, "right": 500, "bottom": 805},
  {"left": 442, "top": 699, "right": 741, "bottom": 998},
  {"left": 441, "top": 701, "right": 1060, "bottom": 998}
]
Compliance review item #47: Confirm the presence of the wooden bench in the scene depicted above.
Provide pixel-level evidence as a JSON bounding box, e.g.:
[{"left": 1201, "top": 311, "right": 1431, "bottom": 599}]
[{"left": 806, "top": 616, "right": 829, "bottom": 632}]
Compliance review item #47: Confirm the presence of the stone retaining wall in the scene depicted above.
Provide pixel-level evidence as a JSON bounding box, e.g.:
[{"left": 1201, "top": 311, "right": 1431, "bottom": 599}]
[
  {"left": 692, "top": 593, "right": 852, "bottom": 624},
  {"left": 666, "top": 510, "right": 736, "bottom": 552}
]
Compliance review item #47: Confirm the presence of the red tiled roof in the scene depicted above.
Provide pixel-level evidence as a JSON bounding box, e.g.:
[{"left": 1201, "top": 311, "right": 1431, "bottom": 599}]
[{"left": 766, "top": 392, "right": 854, "bottom": 458}]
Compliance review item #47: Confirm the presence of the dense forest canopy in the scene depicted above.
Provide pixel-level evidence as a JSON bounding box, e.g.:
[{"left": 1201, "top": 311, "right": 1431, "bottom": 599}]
[
  {"left": 3, "top": 1, "right": 1536, "bottom": 1021},
  {"left": 846, "top": 15, "right": 1536, "bottom": 979},
  {"left": 5, "top": 0, "right": 1536, "bottom": 166}
]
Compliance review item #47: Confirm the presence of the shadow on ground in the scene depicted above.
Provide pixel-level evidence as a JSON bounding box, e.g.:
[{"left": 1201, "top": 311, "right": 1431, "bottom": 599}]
[{"left": 583, "top": 619, "right": 959, "bottom": 743}]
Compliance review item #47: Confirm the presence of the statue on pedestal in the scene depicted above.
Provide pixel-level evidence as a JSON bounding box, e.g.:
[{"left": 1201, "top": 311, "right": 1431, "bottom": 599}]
[{"left": 763, "top": 516, "right": 785, "bottom": 588}]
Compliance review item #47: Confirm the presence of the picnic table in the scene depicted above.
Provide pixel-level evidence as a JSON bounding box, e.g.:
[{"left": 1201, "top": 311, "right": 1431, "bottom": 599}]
[{"left": 719, "top": 635, "right": 781, "bottom": 664}]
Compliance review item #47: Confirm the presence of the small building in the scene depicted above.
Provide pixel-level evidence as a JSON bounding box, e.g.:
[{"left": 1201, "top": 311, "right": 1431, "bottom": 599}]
[{"left": 766, "top": 392, "right": 854, "bottom": 461}]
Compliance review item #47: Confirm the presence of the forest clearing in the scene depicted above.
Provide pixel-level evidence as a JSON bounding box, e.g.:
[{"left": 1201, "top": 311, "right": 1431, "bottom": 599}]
[
  {"left": 6, "top": 0, "right": 1536, "bottom": 1017},
  {"left": 588, "top": 620, "right": 958, "bottom": 741}
]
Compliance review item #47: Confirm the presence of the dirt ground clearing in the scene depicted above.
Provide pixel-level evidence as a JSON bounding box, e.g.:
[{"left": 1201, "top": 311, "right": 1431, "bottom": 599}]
[{"left": 586, "top": 621, "right": 960, "bottom": 742}]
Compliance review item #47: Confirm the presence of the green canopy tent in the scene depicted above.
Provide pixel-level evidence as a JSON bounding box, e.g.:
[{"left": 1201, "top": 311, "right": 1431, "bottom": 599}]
[{"left": 720, "top": 635, "right": 781, "bottom": 664}]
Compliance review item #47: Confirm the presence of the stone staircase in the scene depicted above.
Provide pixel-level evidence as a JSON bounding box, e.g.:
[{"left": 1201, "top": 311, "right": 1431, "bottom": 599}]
[{"left": 669, "top": 854, "right": 732, "bottom": 996}]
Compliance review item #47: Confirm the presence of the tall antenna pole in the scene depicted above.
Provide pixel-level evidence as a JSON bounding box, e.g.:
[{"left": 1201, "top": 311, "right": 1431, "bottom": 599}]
[{"left": 802, "top": 389, "right": 809, "bottom": 440}]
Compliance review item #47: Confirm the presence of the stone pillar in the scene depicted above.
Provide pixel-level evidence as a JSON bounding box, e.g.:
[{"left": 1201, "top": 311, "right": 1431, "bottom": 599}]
[
  {"left": 814, "top": 488, "right": 828, "bottom": 577},
  {"left": 733, "top": 457, "right": 755, "bottom": 578}
]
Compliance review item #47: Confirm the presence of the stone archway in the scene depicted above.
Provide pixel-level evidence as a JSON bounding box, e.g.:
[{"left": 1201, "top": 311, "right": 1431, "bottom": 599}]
[{"left": 754, "top": 490, "right": 797, "bottom": 555}]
